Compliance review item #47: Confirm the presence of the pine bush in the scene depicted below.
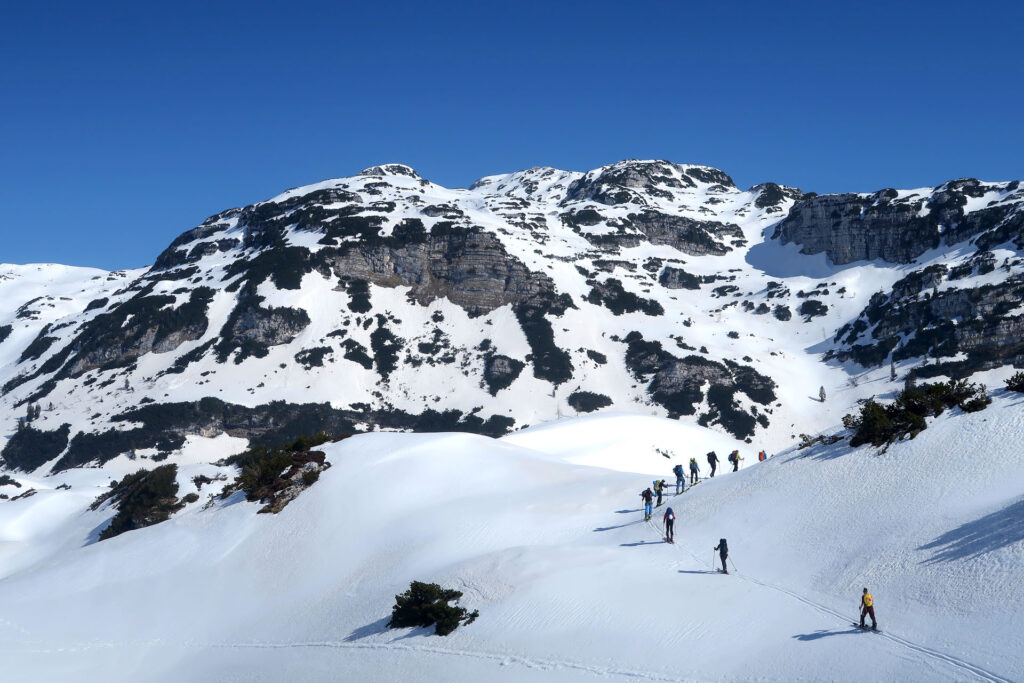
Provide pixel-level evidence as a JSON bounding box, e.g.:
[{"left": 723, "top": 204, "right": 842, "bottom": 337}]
[
  {"left": 846, "top": 380, "right": 990, "bottom": 447},
  {"left": 1006, "top": 372, "right": 1024, "bottom": 393},
  {"left": 388, "top": 581, "right": 479, "bottom": 636}
]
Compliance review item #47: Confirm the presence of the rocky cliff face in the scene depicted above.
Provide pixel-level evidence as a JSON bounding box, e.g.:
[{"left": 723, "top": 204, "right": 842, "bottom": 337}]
[
  {"left": 832, "top": 255, "right": 1024, "bottom": 377},
  {"left": 2, "top": 160, "right": 1023, "bottom": 474},
  {"left": 775, "top": 179, "right": 1024, "bottom": 265}
]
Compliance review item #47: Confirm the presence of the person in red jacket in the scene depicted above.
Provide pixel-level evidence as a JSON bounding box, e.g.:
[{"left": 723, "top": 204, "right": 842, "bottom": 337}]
[{"left": 859, "top": 588, "right": 877, "bottom": 630}]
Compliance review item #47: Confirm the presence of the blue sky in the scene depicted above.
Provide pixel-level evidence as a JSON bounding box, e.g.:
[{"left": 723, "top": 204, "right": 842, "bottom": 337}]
[{"left": 2, "top": 0, "right": 1022, "bottom": 269}]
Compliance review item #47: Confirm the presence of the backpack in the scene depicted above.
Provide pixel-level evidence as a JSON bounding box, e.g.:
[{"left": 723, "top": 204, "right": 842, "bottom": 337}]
[
  {"left": 706, "top": 451, "right": 716, "bottom": 464},
  {"left": 673, "top": 464, "right": 683, "bottom": 477},
  {"left": 729, "top": 451, "right": 738, "bottom": 463},
  {"left": 665, "top": 509, "right": 675, "bottom": 521},
  {"left": 719, "top": 538, "right": 728, "bottom": 553},
  {"left": 758, "top": 450, "right": 766, "bottom": 462}
]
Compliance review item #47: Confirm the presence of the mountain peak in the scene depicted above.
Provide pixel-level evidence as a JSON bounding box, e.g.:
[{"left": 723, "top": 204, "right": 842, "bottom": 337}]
[
  {"left": 563, "top": 159, "right": 736, "bottom": 206},
  {"left": 358, "top": 163, "right": 421, "bottom": 180}
]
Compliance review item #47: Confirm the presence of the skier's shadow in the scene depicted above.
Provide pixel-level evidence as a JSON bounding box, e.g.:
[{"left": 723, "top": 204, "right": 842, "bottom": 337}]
[
  {"left": 594, "top": 521, "right": 640, "bottom": 531},
  {"left": 615, "top": 509, "right": 641, "bottom": 514},
  {"left": 677, "top": 570, "right": 717, "bottom": 575},
  {"left": 620, "top": 540, "right": 663, "bottom": 547},
  {"left": 792, "top": 628, "right": 861, "bottom": 641}
]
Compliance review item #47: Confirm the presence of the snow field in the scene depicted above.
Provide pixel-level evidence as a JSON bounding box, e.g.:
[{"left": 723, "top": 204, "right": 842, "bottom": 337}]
[{"left": 0, "top": 407, "right": 1020, "bottom": 681}]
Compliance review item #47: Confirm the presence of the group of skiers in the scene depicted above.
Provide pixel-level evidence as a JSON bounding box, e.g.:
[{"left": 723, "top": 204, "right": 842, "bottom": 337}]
[
  {"left": 641, "top": 453, "right": 749, "bottom": 566},
  {"left": 636, "top": 447, "right": 879, "bottom": 629},
  {"left": 664, "top": 449, "right": 767, "bottom": 495}
]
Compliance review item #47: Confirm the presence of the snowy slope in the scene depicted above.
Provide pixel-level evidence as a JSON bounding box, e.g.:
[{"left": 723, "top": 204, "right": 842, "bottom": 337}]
[{"left": 0, "top": 403, "right": 1021, "bottom": 682}]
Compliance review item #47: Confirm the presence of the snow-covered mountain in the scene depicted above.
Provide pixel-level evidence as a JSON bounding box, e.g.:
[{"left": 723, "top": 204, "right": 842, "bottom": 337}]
[
  {"left": 2, "top": 159, "right": 1024, "bottom": 681},
  {"left": 4, "top": 160, "right": 1021, "bottom": 475}
]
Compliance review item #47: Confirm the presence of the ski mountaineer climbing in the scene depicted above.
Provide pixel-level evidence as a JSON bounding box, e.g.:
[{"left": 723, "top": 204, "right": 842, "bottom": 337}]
[
  {"left": 706, "top": 451, "right": 718, "bottom": 477},
  {"left": 859, "top": 588, "right": 878, "bottom": 630},
  {"left": 728, "top": 450, "right": 743, "bottom": 472},
  {"left": 689, "top": 457, "right": 700, "bottom": 485},
  {"left": 714, "top": 538, "right": 728, "bottom": 573},
  {"left": 672, "top": 463, "right": 684, "bottom": 494},
  {"left": 654, "top": 479, "right": 665, "bottom": 507},
  {"left": 641, "top": 488, "right": 654, "bottom": 521},
  {"left": 663, "top": 507, "right": 675, "bottom": 543}
]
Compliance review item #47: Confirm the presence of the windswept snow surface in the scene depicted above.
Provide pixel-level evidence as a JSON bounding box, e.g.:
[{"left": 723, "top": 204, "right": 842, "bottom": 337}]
[{"left": 0, "top": 406, "right": 1022, "bottom": 682}]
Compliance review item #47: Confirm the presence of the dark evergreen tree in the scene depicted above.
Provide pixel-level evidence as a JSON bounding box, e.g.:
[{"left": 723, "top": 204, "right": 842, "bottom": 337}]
[
  {"left": 388, "top": 581, "right": 479, "bottom": 636},
  {"left": 1007, "top": 372, "right": 1024, "bottom": 393}
]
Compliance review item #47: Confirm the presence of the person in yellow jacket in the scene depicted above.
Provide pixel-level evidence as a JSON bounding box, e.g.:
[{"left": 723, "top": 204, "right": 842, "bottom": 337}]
[{"left": 859, "top": 588, "right": 877, "bottom": 630}]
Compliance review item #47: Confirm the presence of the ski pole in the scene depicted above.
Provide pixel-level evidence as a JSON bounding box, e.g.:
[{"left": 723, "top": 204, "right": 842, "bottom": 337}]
[{"left": 729, "top": 556, "right": 738, "bottom": 573}]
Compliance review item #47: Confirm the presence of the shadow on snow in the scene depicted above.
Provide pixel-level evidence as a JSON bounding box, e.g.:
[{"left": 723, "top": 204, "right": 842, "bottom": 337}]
[
  {"left": 792, "top": 628, "right": 862, "bottom": 641},
  {"left": 344, "top": 616, "right": 391, "bottom": 642},
  {"left": 594, "top": 521, "right": 641, "bottom": 532},
  {"left": 620, "top": 540, "right": 665, "bottom": 547},
  {"left": 918, "top": 497, "right": 1024, "bottom": 564}
]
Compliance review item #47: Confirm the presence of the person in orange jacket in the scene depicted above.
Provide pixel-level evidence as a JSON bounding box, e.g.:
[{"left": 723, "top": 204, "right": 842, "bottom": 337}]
[{"left": 859, "top": 588, "right": 877, "bottom": 630}]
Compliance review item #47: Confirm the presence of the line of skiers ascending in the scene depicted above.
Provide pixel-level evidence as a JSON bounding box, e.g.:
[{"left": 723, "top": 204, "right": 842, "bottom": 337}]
[
  {"left": 659, "top": 450, "right": 770, "bottom": 508},
  {"left": 639, "top": 460, "right": 879, "bottom": 631}
]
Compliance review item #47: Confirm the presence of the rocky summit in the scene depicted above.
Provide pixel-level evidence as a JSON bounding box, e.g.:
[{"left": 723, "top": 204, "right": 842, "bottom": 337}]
[{"left": 2, "top": 159, "right": 1023, "bottom": 472}]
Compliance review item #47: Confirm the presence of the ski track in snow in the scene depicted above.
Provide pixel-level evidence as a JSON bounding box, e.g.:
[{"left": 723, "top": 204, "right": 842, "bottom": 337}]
[
  {"left": 214, "top": 640, "right": 695, "bottom": 682},
  {"left": 645, "top": 517, "right": 1013, "bottom": 683},
  {"left": 1, "top": 636, "right": 691, "bottom": 682}
]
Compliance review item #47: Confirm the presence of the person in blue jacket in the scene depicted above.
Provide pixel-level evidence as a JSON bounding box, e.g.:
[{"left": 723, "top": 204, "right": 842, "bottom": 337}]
[
  {"left": 672, "top": 463, "right": 684, "bottom": 494},
  {"left": 640, "top": 488, "right": 653, "bottom": 521}
]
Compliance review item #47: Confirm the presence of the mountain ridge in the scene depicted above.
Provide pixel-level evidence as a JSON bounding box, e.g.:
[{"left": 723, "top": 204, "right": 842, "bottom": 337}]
[{"left": 2, "top": 159, "right": 1023, "bottom": 474}]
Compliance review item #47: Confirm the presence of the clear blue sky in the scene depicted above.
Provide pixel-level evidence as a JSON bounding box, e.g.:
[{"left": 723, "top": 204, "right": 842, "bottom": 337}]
[{"left": 2, "top": 0, "right": 1022, "bottom": 270}]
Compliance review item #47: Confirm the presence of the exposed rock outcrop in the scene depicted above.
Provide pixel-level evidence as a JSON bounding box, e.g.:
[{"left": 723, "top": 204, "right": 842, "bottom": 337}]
[
  {"left": 834, "top": 264, "right": 1024, "bottom": 375},
  {"left": 775, "top": 180, "right": 1024, "bottom": 265}
]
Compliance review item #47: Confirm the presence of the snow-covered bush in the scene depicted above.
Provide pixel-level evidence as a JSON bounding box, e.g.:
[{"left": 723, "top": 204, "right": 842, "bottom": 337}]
[
  {"left": 845, "top": 380, "right": 990, "bottom": 447},
  {"left": 388, "top": 581, "right": 479, "bottom": 636},
  {"left": 797, "top": 433, "right": 842, "bottom": 450},
  {"left": 232, "top": 449, "right": 296, "bottom": 502},
  {"left": 223, "top": 431, "right": 331, "bottom": 502},
  {"left": 95, "top": 464, "right": 182, "bottom": 540},
  {"left": 1006, "top": 372, "right": 1024, "bottom": 393}
]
